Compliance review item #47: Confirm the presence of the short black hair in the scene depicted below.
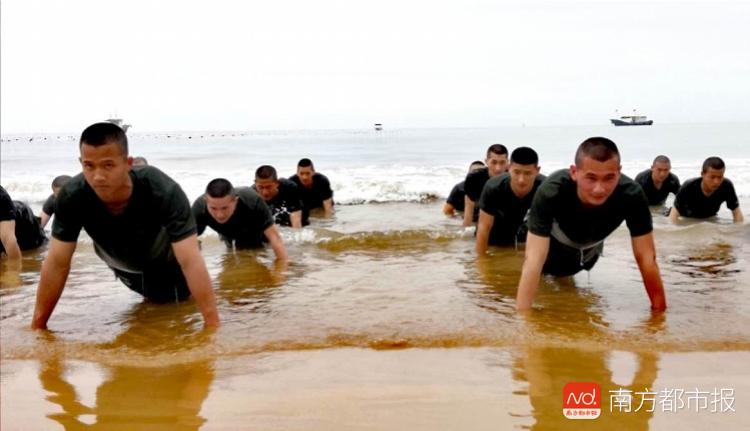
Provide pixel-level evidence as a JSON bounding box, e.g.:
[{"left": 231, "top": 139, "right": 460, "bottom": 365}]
[
  {"left": 652, "top": 155, "right": 671, "bottom": 165},
  {"left": 702, "top": 156, "right": 725, "bottom": 173},
  {"left": 486, "top": 144, "right": 508, "bottom": 158},
  {"left": 80, "top": 122, "right": 128, "bottom": 156},
  {"left": 255, "top": 165, "right": 278, "bottom": 181},
  {"left": 575, "top": 137, "right": 620, "bottom": 167},
  {"left": 51, "top": 175, "right": 72, "bottom": 189},
  {"left": 468, "top": 160, "right": 485, "bottom": 172},
  {"left": 205, "top": 178, "right": 235, "bottom": 198},
  {"left": 510, "top": 147, "right": 539, "bottom": 166},
  {"left": 297, "top": 158, "right": 314, "bottom": 169}
]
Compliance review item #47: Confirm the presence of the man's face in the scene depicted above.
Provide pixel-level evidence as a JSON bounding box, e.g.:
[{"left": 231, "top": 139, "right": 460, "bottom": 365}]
[
  {"left": 509, "top": 163, "right": 540, "bottom": 198},
  {"left": 701, "top": 167, "right": 725, "bottom": 195},
  {"left": 255, "top": 178, "right": 280, "bottom": 202},
  {"left": 570, "top": 156, "right": 621, "bottom": 207},
  {"left": 297, "top": 166, "right": 314, "bottom": 188},
  {"left": 651, "top": 161, "right": 671, "bottom": 184},
  {"left": 205, "top": 194, "right": 238, "bottom": 224},
  {"left": 80, "top": 141, "right": 132, "bottom": 204},
  {"left": 486, "top": 153, "right": 509, "bottom": 177}
]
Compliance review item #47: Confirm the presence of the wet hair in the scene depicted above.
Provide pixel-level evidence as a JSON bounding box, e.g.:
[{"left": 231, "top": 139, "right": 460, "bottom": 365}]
[
  {"left": 702, "top": 156, "right": 725, "bottom": 173},
  {"left": 132, "top": 156, "right": 148, "bottom": 166},
  {"left": 205, "top": 178, "right": 235, "bottom": 198},
  {"left": 51, "top": 175, "right": 72, "bottom": 189},
  {"left": 510, "top": 147, "right": 539, "bottom": 166},
  {"left": 574, "top": 137, "right": 620, "bottom": 167},
  {"left": 468, "top": 160, "right": 485, "bottom": 172},
  {"left": 652, "top": 155, "right": 671, "bottom": 165},
  {"left": 80, "top": 122, "right": 128, "bottom": 156},
  {"left": 255, "top": 165, "right": 278, "bottom": 181},
  {"left": 486, "top": 144, "right": 508, "bottom": 158},
  {"left": 297, "top": 158, "right": 314, "bottom": 169}
]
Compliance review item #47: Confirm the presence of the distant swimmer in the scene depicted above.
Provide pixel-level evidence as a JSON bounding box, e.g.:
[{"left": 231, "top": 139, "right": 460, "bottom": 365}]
[
  {"left": 443, "top": 160, "right": 485, "bottom": 217},
  {"left": 516, "top": 137, "right": 666, "bottom": 312},
  {"left": 463, "top": 144, "right": 509, "bottom": 227},
  {"left": 668, "top": 156, "right": 743, "bottom": 223},
  {"left": 253, "top": 165, "right": 307, "bottom": 228},
  {"left": 192, "top": 178, "right": 287, "bottom": 260},
  {"left": 132, "top": 156, "right": 148, "bottom": 166},
  {"left": 1, "top": 185, "right": 47, "bottom": 260},
  {"left": 31, "top": 122, "right": 219, "bottom": 330},
  {"left": 40, "top": 175, "right": 72, "bottom": 228},
  {"left": 634, "top": 155, "right": 680, "bottom": 206},
  {"left": 289, "top": 158, "right": 334, "bottom": 218},
  {"left": 476, "top": 147, "right": 545, "bottom": 254}
]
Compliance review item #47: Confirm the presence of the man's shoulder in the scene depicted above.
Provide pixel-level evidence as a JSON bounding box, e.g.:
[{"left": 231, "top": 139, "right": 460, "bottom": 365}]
[
  {"left": 132, "top": 165, "right": 179, "bottom": 190},
  {"left": 681, "top": 177, "right": 702, "bottom": 190},
  {"left": 55, "top": 174, "right": 88, "bottom": 203},
  {"left": 235, "top": 187, "right": 264, "bottom": 205},
  {"left": 634, "top": 169, "right": 650, "bottom": 183},
  {"left": 289, "top": 174, "right": 301, "bottom": 185},
  {"left": 537, "top": 169, "right": 569, "bottom": 191},
  {"left": 485, "top": 172, "right": 510, "bottom": 190},
  {"left": 466, "top": 168, "right": 489, "bottom": 182}
]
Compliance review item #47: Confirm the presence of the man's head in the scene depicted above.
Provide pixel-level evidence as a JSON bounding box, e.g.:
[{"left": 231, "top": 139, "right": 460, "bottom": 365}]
[
  {"left": 468, "top": 160, "right": 485, "bottom": 173},
  {"left": 204, "top": 178, "right": 238, "bottom": 224},
  {"left": 132, "top": 156, "right": 149, "bottom": 166},
  {"left": 700, "top": 156, "right": 726, "bottom": 195},
  {"left": 79, "top": 122, "right": 132, "bottom": 203},
  {"left": 296, "top": 158, "right": 315, "bottom": 188},
  {"left": 254, "top": 165, "right": 279, "bottom": 202},
  {"left": 650, "top": 155, "right": 672, "bottom": 185},
  {"left": 51, "top": 175, "right": 72, "bottom": 197},
  {"left": 570, "top": 137, "right": 621, "bottom": 207},
  {"left": 508, "top": 147, "right": 540, "bottom": 198},
  {"left": 485, "top": 144, "right": 509, "bottom": 177}
]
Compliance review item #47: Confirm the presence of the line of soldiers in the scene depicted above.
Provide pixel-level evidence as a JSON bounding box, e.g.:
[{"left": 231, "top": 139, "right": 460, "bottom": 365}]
[{"left": 1, "top": 122, "right": 744, "bottom": 331}]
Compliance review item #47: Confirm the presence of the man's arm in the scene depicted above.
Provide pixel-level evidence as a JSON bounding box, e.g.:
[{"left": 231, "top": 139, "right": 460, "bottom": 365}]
[
  {"left": 40, "top": 212, "right": 52, "bottom": 229},
  {"left": 0, "top": 220, "right": 22, "bottom": 260},
  {"left": 732, "top": 207, "right": 744, "bottom": 223},
  {"left": 171, "top": 234, "right": 220, "bottom": 328},
  {"left": 442, "top": 202, "right": 456, "bottom": 217},
  {"left": 631, "top": 232, "right": 667, "bottom": 311},
  {"left": 263, "top": 225, "right": 288, "bottom": 261},
  {"left": 31, "top": 239, "right": 77, "bottom": 329},
  {"left": 668, "top": 207, "right": 680, "bottom": 224},
  {"left": 462, "top": 196, "right": 475, "bottom": 227},
  {"left": 322, "top": 198, "right": 334, "bottom": 217},
  {"left": 475, "top": 210, "right": 494, "bottom": 255},
  {"left": 515, "top": 232, "right": 550, "bottom": 311},
  {"left": 289, "top": 210, "right": 303, "bottom": 229}
]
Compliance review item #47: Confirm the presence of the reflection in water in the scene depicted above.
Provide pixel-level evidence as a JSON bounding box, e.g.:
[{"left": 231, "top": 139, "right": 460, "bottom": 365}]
[
  {"left": 39, "top": 356, "right": 214, "bottom": 430},
  {"left": 513, "top": 347, "right": 659, "bottom": 430}
]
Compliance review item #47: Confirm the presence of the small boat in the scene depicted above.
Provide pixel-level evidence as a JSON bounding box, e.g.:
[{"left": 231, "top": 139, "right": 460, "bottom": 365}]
[
  {"left": 374, "top": 123, "right": 383, "bottom": 131},
  {"left": 610, "top": 110, "right": 653, "bottom": 126},
  {"left": 106, "top": 117, "right": 131, "bottom": 133}
]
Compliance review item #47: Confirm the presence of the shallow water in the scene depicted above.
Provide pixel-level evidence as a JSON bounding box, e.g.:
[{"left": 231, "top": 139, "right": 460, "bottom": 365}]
[{"left": 2, "top": 125, "right": 749, "bottom": 429}]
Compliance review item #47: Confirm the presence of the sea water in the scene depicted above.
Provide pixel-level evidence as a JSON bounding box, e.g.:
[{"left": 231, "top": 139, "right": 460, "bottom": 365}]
[{"left": 1, "top": 123, "right": 749, "bottom": 429}]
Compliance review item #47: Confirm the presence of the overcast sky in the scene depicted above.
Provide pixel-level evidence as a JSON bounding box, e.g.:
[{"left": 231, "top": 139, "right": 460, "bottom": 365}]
[{"left": 1, "top": 0, "right": 748, "bottom": 133}]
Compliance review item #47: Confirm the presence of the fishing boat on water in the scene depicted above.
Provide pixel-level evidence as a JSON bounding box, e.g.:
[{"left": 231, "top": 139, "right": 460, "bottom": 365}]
[
  {"left": 610, "top": 110, "right": 653, "bottom": 126},
  {"left": 106, "top": 117, "right": 131, "bottom": 133}
]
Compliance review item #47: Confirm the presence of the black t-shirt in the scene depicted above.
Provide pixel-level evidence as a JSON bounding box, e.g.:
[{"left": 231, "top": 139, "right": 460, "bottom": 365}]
[
  {"left": 479, "top": 173, "right": 546, "bottom": 246},
  {"left": 289, "top": 172, "right": 334, "bottom": 216},
  {"left": 0, "top": 186, "right": 47, "bottom": 252},
  {"left": 52, "top": 166, "right": 196, "bottom": 272},
  {"left": 528, "top": 169, "right": 653, "bottom": 244},
  {"left": 673, "top": 177, "right": 740, "bottom": 219},
  {"left": 42, "top": 194, "right": 57, "bottom": 215},
  {"left": 0, "top": 186, "right": 14, "bottom": 222},
  {"left": 464, "top": 168, "right": 491, "bottom": 222},
  {"left": 634, "top": 169, "right": 680, "bottom": 206},
  {"left": 192, "top": 187, "right": 275, "bottom": 249},
  {"left": 253, "top": 178, "right": 308, "bottom": 227},
  {"left": 446, "top": 181, "right": 465, "bottom": 212}
]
